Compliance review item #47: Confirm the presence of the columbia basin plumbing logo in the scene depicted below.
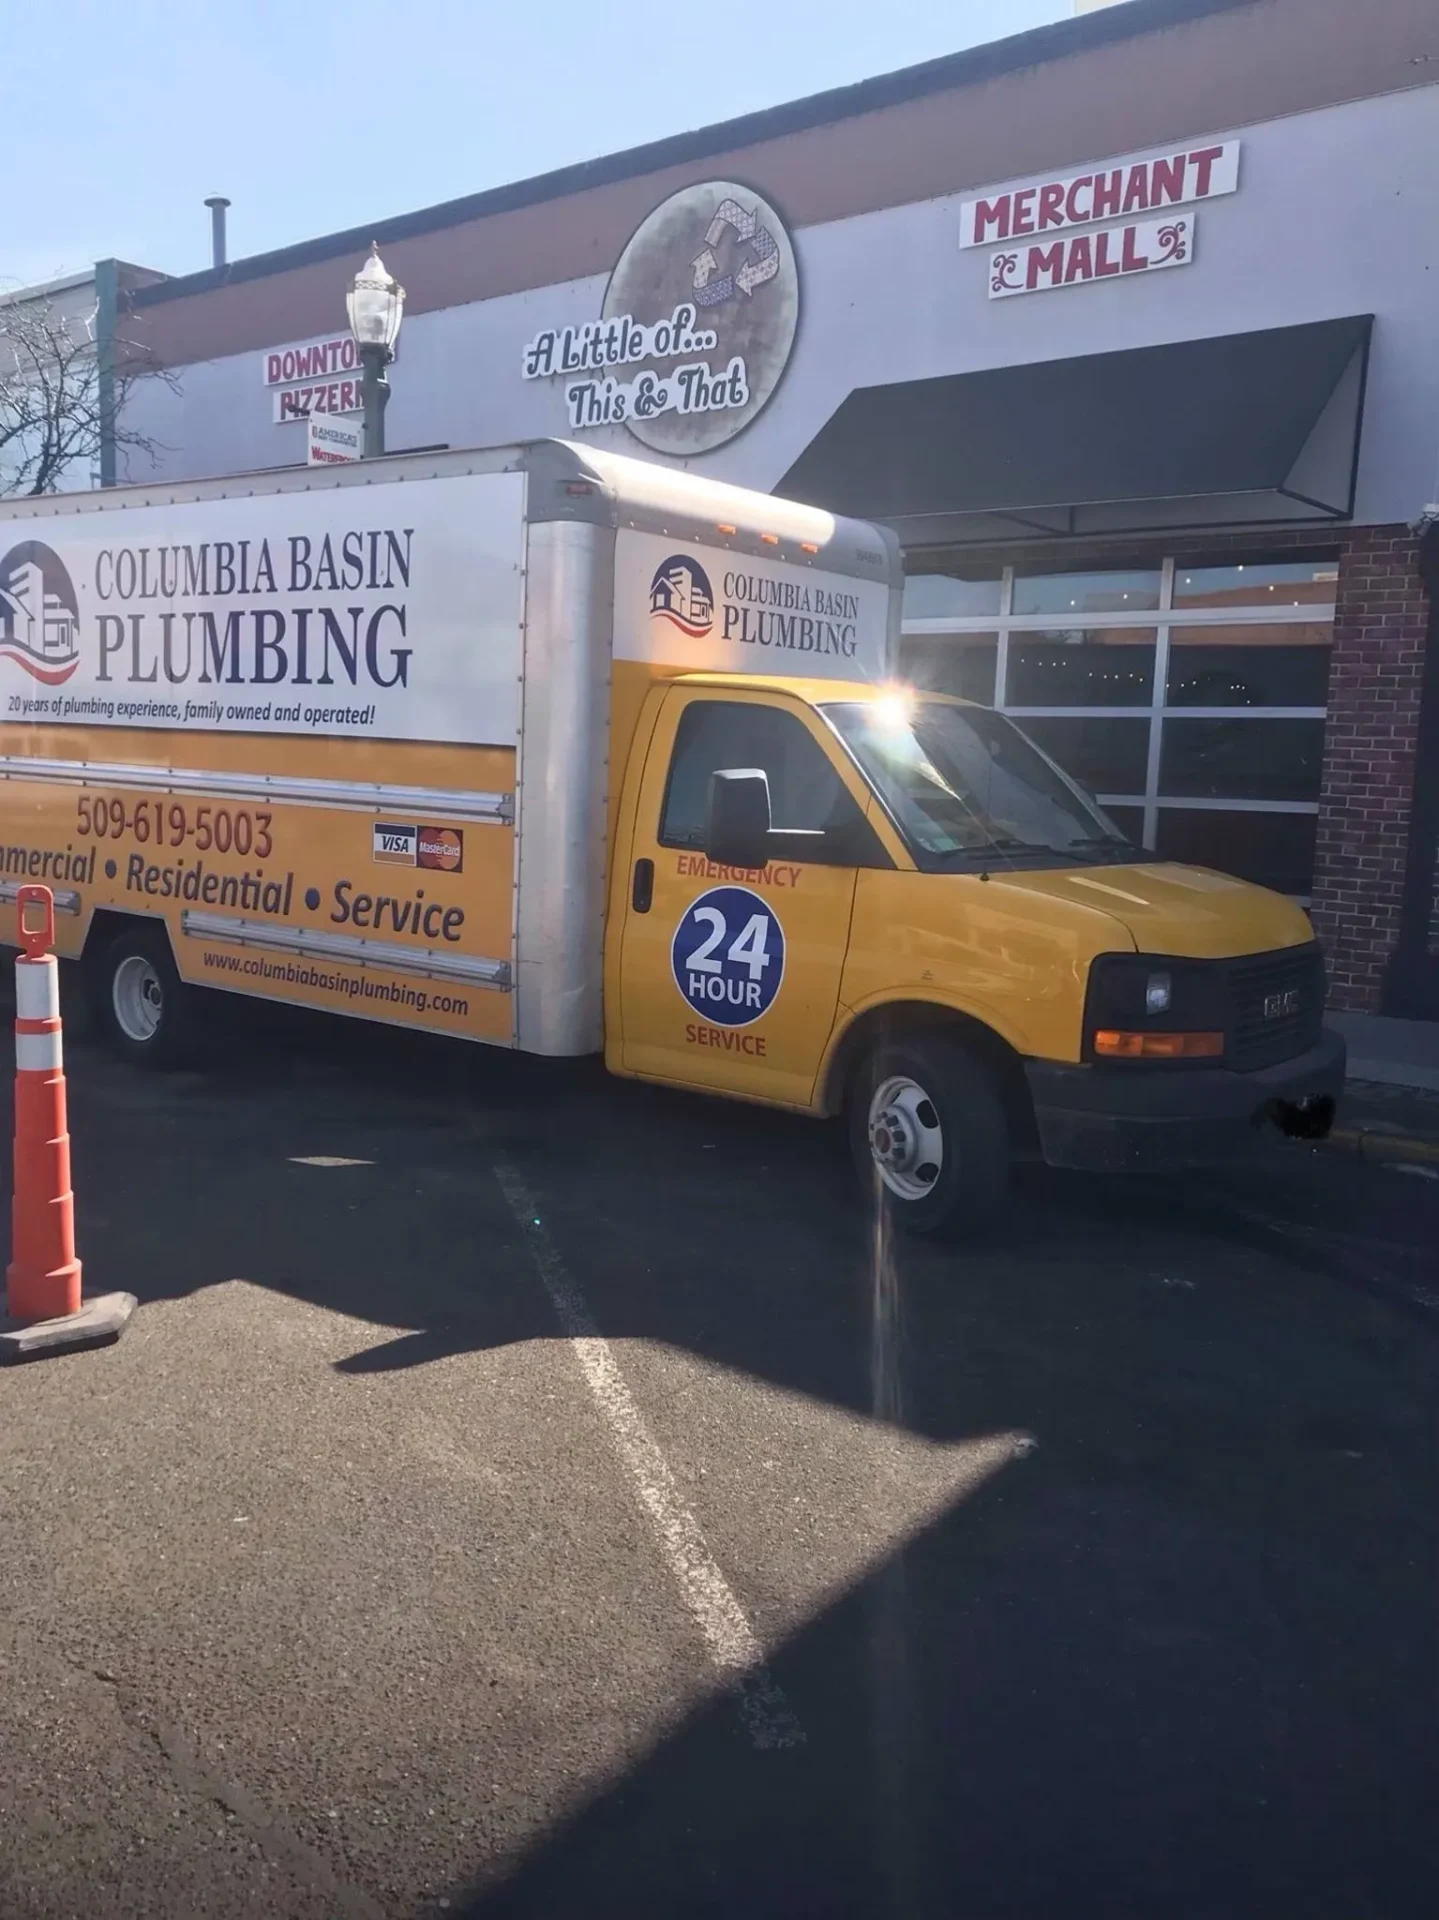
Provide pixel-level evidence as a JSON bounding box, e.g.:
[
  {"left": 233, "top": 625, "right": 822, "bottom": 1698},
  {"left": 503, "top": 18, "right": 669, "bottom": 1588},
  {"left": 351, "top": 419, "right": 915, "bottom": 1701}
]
[
  {"left": 0, "top": 541, "right": 81, "bottom": 684},
  {"left": 648, "top": 555, "right": 715, "bottom": 638}
]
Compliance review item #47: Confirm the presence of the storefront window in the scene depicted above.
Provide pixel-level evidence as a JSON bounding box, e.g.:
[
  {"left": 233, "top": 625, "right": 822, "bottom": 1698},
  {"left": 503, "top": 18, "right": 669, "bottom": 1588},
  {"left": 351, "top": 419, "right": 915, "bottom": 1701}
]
[
  {"left": 1007, "top": 632, "right": 1156, "bottom": 707},
  {"left": 898, "top": 551, "right": 1338, "bottom": 897},
  {"left": 1159, "top": 717, "right": 1325, "bottom": 802},
  {"left": 1166, "top": 625, "right": 1332, "bottom": 708},
  {"left": 898, "top": 634, "right": 998, "bottom": 704},
  {"left": 1020, "top": 716, "right": 1151, "bottom": 796},
  {"left": 1173, "top": 559, "right": 1339, "bottom": 609},
  {"left": 1011, "top": 567, "right": 1161, "bottom": 615},
  {"left": 1154, "top": 809, "right": 1318, "bottom": 899},
  {"left": 902, "top": 572, "right": 1003, "bottom": 620},
  {"left": 1101, "top": 805, "right": 1145, "bottom": 847}
]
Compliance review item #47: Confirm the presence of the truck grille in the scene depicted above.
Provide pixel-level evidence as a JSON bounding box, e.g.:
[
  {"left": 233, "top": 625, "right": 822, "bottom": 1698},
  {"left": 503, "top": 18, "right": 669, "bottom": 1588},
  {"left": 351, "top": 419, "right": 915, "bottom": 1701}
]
[{"left": 1228, "top": 945, "right": 1325, "bottom": 1070}]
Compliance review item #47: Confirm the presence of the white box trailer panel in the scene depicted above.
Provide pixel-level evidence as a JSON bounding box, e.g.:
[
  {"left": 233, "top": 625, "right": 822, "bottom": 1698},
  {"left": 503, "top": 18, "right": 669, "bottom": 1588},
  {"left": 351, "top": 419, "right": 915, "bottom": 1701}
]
[{"left": 0, "top": 471, "right": 527, "bottom": 746}]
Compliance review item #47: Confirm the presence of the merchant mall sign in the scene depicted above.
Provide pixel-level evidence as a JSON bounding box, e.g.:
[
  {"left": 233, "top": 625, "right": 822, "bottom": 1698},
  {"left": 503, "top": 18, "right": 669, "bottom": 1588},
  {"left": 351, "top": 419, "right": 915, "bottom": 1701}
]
[
  {"left": 959, "top": 140, "right": 1241, "bottom": 299},
  {"left": 521, "top": 179, "right": 800, "bottom": 455}
]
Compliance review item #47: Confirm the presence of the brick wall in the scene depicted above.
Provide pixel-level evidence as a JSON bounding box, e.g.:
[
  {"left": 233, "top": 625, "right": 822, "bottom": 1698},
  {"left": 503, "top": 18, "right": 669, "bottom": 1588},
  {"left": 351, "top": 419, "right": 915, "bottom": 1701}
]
[{"left": 1309, "top": 525, "right": 1430, "bottom": 1012}]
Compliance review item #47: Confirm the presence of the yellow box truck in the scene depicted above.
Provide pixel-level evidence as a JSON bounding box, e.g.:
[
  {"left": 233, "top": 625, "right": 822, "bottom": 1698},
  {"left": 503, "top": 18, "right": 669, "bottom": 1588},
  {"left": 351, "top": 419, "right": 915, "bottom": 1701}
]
[{"left": 0, "top": 441, "right": 1342, "bottom": 1231}]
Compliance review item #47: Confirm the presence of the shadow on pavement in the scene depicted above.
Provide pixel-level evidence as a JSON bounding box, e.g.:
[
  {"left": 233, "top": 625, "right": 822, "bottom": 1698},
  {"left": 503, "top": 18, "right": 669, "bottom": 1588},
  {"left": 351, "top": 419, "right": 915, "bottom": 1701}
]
[
  {"left": 447, "top": 1451, "right": 1439, "bottom": 1919},
  {"left": 4, "top": 994, "right": 1438, "bottom": 1915}
]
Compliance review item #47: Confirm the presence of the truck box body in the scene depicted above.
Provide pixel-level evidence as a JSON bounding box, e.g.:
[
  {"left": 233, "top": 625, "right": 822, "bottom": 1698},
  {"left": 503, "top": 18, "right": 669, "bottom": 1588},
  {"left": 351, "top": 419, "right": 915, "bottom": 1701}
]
[{"left": 0, "top": 442, "right": 899, "bottom": 1055}]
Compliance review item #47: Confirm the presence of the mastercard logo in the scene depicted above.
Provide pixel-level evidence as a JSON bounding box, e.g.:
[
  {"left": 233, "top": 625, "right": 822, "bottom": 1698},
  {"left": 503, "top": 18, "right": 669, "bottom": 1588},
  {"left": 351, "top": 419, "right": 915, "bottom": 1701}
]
[{"left": 417, "top": 826, "right": 463, "bottom": 872}]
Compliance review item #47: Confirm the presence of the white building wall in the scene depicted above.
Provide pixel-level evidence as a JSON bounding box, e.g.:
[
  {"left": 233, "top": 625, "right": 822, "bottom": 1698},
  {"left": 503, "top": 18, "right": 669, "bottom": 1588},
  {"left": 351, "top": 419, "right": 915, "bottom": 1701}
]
[{"left": 120, "top": 83, "right": 1439, "bottom": 528}]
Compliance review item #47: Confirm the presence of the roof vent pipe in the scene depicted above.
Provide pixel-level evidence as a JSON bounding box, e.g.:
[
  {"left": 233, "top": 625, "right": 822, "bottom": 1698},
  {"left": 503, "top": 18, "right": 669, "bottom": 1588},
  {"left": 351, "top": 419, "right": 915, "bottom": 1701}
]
[{"left": 204, "top": 196, "right": 231, "bottom": 270}]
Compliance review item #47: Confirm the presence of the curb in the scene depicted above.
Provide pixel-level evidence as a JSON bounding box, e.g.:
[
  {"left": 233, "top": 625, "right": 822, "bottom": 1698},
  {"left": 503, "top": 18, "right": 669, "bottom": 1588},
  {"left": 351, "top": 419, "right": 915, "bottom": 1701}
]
[{"left": 1324, "top": 1126, "right": 1439, "bottom": 1168}]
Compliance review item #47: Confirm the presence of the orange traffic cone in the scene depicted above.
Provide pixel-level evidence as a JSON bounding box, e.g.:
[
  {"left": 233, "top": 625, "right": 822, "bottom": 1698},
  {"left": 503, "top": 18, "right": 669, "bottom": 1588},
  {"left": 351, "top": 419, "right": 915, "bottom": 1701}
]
[{"left": 2, "top": 885, "right": 134, "bottom": 1362}]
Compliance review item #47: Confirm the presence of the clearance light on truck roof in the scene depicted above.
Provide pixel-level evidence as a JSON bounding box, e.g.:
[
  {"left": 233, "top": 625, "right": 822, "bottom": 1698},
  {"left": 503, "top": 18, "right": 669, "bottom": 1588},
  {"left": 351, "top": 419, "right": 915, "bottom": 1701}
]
[
  {"left": 800, "top": 541, "right": 819, "bottom": 554},
  {"left": 760, "top": 532, "right": 780, "bottom": 546},
  {"left": 716, "top": 523, "right": 737, "bottom": 536},
  {"left": 1092, "top": 1030, "right": 1224, "bottom": 1060}
]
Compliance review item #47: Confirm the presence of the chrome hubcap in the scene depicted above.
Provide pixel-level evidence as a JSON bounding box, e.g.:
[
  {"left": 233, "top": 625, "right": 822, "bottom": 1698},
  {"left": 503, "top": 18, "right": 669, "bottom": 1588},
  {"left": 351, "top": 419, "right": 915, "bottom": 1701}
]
[
  {"left": 112, "top": 954, "right": 164, "bottom": 1043},
  {"left": 868, "top": 1075, "right": 945, "bottom": 1201}
]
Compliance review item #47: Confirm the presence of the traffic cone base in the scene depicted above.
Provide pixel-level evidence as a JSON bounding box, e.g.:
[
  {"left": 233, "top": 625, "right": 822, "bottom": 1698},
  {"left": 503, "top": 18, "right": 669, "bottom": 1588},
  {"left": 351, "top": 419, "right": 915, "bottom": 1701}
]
[{"left": 0, "top": 1290, "right": 137, "bottom": 1363}]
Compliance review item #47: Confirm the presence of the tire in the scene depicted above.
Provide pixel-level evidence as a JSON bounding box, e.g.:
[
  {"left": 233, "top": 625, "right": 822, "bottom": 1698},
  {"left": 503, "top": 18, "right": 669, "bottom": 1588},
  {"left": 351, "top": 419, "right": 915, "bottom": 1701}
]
[
  {"left": 848, "top": 1032, "right": 1010, "bottom": 1237},
  {"left": 94, "top": 923, "right": 204, "bottom": 1069}
]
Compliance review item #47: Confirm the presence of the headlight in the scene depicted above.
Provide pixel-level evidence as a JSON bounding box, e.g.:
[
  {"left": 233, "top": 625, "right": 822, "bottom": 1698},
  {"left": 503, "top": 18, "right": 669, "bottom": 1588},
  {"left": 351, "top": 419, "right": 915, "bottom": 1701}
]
[{"left": 1084, "top": 954, "right": 1226, "bottom": 1064}]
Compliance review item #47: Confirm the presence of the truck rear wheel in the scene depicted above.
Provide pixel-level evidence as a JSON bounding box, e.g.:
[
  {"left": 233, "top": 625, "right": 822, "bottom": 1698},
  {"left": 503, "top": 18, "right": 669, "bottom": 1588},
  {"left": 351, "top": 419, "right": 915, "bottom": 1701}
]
[
  {"left": 95, "top": 924, "right": 203, "bottom": 1069},
  {"left": 848, "top": 1033, "right": 1010, "bottom": 1237}
]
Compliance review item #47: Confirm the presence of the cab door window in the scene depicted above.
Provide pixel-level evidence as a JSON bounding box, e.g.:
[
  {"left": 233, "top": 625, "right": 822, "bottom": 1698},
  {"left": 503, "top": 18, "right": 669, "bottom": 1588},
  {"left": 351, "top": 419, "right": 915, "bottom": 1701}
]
[{"left": 659, "top": 700, "right": 865, "bottom": 863}]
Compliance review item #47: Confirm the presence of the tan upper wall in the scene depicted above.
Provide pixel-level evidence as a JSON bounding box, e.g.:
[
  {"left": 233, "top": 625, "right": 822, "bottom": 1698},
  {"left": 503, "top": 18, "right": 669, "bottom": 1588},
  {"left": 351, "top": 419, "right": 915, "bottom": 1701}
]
[{"left": 129, "top": 0, "right": 1435, "bottom": 369}]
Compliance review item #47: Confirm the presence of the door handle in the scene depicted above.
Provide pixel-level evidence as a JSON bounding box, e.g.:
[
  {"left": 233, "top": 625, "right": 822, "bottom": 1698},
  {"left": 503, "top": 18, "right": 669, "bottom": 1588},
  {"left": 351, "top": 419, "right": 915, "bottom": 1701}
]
[{"left": 631, "top": 858, "right": 654, "bottom": 913}]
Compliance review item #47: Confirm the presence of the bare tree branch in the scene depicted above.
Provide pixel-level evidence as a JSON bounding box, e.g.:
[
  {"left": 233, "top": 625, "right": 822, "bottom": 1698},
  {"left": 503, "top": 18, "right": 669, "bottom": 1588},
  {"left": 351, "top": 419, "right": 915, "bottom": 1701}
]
[{"left": 0, "top": 282, "right": 180, "bottom": 495}]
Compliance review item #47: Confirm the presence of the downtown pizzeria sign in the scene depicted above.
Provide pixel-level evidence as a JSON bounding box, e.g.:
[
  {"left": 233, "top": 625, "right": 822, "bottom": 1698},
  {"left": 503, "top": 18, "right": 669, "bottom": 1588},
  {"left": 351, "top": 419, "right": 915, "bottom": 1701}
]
[{"left": 959, "top": 140, "right": 1240, "bottom": 299}]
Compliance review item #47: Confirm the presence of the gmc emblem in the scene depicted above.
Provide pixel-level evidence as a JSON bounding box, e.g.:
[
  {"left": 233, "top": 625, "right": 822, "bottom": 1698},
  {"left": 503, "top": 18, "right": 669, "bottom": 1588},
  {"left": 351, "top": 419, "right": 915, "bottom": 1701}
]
[{"left": 1264, "top": 988, "right": 1301, "bottom": 1019}]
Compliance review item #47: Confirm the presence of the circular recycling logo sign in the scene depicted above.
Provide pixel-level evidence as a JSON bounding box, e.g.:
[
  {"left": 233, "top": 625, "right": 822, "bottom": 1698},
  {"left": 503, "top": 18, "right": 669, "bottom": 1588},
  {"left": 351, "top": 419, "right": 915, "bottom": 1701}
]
[
  {"left": 671, "top": 886, "right": 786, "bottom": 1029},
  {"left": 603, "top": 179, "right": 799, "bottom": 456}
]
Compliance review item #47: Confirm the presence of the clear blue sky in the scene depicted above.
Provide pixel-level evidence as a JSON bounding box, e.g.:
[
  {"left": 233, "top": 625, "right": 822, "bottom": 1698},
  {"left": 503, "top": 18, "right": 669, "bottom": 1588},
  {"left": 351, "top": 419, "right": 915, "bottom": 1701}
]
[{"left": 6, "top": 0, "right": 1071, "bottom": 286}]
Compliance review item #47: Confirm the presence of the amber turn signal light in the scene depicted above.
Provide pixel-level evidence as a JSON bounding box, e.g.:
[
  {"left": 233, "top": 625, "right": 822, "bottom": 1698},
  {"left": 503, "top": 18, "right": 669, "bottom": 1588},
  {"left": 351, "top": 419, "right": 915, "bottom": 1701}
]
[{"left": 1092, "top": 1030, "right": 1224, "bottom": 1060}]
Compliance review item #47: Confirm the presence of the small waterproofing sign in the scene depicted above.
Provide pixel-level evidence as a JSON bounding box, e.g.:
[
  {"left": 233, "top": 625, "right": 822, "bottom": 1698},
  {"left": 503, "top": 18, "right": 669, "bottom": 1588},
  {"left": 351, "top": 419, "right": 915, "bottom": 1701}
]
[{"left": 307, "top": 415, "right": 363, "bottom": 465}]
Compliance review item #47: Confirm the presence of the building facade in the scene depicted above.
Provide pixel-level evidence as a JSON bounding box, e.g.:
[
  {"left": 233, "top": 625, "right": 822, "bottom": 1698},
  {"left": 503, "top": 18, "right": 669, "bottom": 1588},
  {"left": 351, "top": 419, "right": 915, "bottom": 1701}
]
[
  {"left": 115, "top": 0, "right": 1439, "bottom": 1015},
  {"left": 1, "top": 270, "right": 108, "bottom": 497}
]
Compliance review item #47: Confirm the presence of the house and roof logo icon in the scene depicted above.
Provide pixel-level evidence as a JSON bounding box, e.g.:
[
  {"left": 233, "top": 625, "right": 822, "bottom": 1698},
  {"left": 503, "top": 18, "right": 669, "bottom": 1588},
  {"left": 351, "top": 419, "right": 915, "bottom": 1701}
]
[
  {"left": 0, "top": 541, "right": 81, "bottom": 685},
  {"left": 648, "top": 555, "right": 715, "bottom": 639}
]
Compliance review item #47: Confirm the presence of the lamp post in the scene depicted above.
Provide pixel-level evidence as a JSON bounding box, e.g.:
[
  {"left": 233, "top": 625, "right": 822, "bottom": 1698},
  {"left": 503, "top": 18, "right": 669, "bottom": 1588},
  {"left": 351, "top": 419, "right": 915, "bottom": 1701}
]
[{"left": 347, "top": 242, "right": 405, "bottom": 458}]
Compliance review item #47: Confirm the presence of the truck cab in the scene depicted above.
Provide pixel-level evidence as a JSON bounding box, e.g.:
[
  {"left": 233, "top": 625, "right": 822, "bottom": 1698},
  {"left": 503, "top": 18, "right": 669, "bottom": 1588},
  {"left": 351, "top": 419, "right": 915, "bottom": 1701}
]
[{"left": 608, "top": 672, "right": 1344, "bottom": 1233}]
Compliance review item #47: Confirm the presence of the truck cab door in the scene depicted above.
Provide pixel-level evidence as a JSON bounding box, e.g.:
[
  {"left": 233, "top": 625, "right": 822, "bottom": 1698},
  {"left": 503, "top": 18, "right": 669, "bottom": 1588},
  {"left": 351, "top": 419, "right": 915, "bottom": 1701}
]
[{"left": 617, "top": 688, "right": 877, "bottom": 1107}]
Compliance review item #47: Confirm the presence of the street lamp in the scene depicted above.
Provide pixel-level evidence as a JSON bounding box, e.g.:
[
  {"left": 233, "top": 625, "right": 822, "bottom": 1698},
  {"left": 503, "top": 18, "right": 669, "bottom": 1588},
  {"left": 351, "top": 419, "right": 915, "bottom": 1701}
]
[{"left": 347, "top": 242, "right": 405, "bottom": 458}]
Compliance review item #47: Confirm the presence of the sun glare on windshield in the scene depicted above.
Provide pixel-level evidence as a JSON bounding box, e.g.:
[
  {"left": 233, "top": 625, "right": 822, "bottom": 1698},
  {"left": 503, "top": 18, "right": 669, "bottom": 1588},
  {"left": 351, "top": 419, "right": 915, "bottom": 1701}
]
[{"left": 872, "top": 689, "right": 915, "bottom": 733}]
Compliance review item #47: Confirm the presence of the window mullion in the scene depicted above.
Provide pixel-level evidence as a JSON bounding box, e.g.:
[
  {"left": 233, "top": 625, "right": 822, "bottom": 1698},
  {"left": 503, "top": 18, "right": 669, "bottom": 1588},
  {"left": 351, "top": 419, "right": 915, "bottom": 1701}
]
[
  {"left": 995, "top": 566, "right": 1014, "bottom": 708},
  {"left": 1143, "top": 558, "right": 1175, "bottom": 851}
]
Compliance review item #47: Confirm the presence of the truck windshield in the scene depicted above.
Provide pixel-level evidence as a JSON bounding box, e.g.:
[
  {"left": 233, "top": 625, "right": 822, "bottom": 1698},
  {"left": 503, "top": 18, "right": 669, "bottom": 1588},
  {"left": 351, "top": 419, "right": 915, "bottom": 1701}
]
[{"left": 823, "top": 696, "right": 1135, "bottom": 870}]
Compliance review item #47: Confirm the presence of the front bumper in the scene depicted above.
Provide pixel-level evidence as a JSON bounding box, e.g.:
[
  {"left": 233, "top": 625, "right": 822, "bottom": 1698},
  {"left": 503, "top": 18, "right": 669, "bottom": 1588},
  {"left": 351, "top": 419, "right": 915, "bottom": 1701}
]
[{"left": 1025, "top": 1028, "right": 1347, "bottom": 1172}]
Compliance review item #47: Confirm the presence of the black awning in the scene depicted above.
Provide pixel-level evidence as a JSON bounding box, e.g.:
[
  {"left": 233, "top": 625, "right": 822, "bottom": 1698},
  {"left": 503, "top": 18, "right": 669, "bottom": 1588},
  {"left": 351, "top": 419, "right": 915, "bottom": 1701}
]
[{"left": 778, "top": 317, "right": 1372, "bottom": 547}]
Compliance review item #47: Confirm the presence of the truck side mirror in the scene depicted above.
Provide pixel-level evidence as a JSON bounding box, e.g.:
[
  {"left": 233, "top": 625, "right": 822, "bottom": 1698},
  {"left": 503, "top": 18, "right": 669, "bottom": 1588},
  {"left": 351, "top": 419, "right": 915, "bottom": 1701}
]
[{"left": 705, "top": 768, "right": 772, "bottom": 871}]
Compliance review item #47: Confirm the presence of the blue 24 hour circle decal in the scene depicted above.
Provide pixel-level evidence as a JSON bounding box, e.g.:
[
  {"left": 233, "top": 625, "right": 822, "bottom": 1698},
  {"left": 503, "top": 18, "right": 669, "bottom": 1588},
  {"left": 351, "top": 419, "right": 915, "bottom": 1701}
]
[{"left": 671, "top": 886, "right": 785, "bottom": 1029}]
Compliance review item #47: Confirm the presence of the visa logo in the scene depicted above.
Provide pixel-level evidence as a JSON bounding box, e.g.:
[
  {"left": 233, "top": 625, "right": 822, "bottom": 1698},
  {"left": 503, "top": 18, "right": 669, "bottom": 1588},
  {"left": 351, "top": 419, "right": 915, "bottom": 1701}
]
[{"left": 372, "top": 821, "right": 418, "bottom": 866}]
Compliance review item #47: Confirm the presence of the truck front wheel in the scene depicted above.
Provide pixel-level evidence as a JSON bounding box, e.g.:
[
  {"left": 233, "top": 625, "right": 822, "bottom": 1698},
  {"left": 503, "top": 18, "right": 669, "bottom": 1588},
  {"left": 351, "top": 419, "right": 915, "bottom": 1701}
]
[
  {"left": 94, "top": 924, "right": 203, "bottom": 1069},
  {"left": 848, "top": 1033, "right": 1010, "bottom": 1236}
]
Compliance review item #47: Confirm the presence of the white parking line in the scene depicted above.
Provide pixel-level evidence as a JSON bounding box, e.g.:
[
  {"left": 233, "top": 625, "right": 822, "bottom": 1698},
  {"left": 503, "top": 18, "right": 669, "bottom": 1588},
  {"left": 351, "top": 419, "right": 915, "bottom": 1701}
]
[{"left": 493, "top": 1158, "right": 805, "bottom": 1751}]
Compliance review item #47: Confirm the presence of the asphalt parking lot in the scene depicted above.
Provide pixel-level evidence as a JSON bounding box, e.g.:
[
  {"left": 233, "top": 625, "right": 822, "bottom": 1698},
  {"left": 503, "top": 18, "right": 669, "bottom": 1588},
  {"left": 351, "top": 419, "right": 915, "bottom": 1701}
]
[{"left": 2, "top": 990, "right": 1438, "bottom": 1920}]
